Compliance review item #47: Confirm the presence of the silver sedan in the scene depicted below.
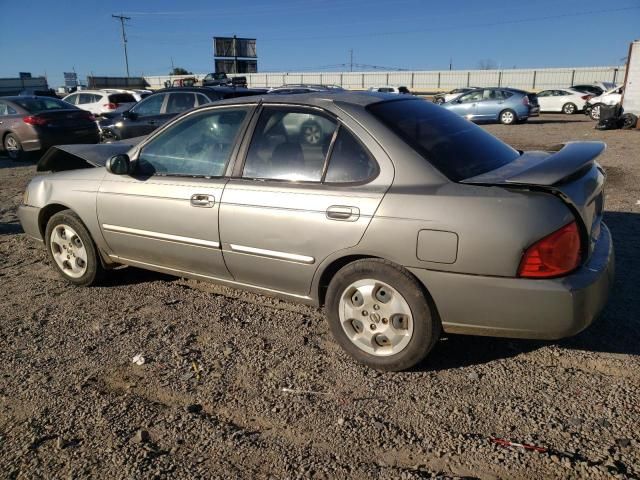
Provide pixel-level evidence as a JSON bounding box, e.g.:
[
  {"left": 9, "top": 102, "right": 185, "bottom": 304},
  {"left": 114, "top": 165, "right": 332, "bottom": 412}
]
[{"left": 18, "top": 92, "right": 614, "bottom": 371}]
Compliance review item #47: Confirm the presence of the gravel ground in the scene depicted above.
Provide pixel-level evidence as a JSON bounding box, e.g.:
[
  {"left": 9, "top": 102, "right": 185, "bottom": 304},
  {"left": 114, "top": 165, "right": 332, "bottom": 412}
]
[{"left": 1, "top": 114, "right": 639, "bottom": 479}]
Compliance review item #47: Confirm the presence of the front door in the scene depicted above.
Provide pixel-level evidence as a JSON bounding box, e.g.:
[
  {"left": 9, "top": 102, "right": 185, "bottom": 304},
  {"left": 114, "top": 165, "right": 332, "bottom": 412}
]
[
  {"left": 219, "top": 106, "right": 390, "bottom": 296},
  {"left": 97, "top": 106, "right": 252, "bottom": 278},
  {"left": 447, "top": 90, "right": 482, "bottom": 120},
  {"left": 122, "top": 93, "right": 169, "bottom": 138}
]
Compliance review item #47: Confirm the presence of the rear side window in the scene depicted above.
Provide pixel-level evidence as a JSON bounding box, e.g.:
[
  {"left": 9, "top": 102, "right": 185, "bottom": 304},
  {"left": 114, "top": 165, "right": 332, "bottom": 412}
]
[
  {"left": 12, "top": 97, "right": 73, "bottom": 113},
  {"left": 243, "top": 107, "right": 337, "bottom": 182},
  {"left": 325, "top": 128, "right": 377, "bottom": 183},
  {"left": 368, "top": 99, "right": 519, "bottom": 181},
  {"left": 165, "top": 92, "right": 197, "bottom": 113},
  {"left": 108, "top": 93, "right": 136, "bottom": 103},
  {"left": 64, "top": 94, "right": 78, "bottom": 105}
]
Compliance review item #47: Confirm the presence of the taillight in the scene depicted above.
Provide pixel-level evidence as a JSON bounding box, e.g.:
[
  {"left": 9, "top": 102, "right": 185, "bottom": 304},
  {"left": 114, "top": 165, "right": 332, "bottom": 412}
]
[
  {"left": 581, "top": 95, "right": 592, "bottom": 101},
  {"left": 522, "top": 96, "right": 530, "bottom": 106},
  {"left": 23, "top": 115, "right": 49, "bottom": 126},
  {"left": 518, "top": 221, "right": 582, "bottom": 278},
  {"left": 103, "top": 103, "right": 118, "bottom": 110}
]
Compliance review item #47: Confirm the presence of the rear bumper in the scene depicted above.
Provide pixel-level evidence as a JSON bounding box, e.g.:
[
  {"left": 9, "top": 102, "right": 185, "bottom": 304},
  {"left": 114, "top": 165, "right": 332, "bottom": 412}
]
[
  {"left": 528, "top": 106, "right": 540, "bottom": 117},
  {"left": 409, "top": 223, "right": 614, "bottom": 340},
  {"left": 17, "top": 204, "right": 43, "bottom": 243},
  {"left": 22, "top": 128, "right": 100, "bottom": 152}
]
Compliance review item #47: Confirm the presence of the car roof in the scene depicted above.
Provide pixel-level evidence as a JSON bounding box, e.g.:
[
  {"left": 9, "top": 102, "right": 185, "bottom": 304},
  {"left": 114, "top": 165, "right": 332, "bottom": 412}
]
[
  {"left": 153, "top": 86, "right": 249, "bottom": 94},
  {"left": 196, "top": 90, "right": 401, "bottom": 109}
]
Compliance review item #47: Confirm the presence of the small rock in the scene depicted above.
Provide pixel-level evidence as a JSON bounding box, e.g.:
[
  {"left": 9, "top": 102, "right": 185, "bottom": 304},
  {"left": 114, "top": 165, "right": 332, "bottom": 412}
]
[
  {"left": 567, "top": 417, "right": 583, "bottom": 428},
  {"left": 185, "top": 404, "right": 203, "bottom": 414},
  {"left": 615, "top": 438, "right": 631, "bottom": 448},
  {"left": 56, "top": 437, "right": 65, "bottom": 450},
  {"left": 132, "top": 430, "right": 150, "bottom": 444},
  {"left": 337, "top": 418, "right": 345, "bottom": 426},
  {"left": 467, "top": 372, "right": 480, "bottom": 381}
]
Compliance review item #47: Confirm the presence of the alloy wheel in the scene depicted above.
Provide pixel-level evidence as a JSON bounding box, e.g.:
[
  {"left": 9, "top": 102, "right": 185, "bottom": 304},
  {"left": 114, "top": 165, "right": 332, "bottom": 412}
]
[{"left": 49, "top": 224, "right": 88, "bottom": 278}]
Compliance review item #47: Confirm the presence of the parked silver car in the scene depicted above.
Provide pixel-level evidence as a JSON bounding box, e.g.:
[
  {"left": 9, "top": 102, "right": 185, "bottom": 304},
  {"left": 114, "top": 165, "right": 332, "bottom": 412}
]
[{"left": 18, "top": 92, "right": 614, "bottom": 371}]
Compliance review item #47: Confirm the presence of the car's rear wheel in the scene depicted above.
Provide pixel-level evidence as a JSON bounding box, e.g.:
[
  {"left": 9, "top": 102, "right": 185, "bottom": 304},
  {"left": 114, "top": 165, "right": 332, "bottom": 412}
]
[
  {"left": 4, "top": 133, "right": 26, "bottom": 161},
  {"left": 45, "top": 210, "right": 103, "bottom": 286},
  {"left": 435, "top": 97, "right": 445, "bottom": 104},
  {"left": 326, "top": 259, "right": 440, "bottom": 371},
  {"left": 499, "top": 109, "right": 517, "bottom": 125},
  {"left": 562, "top": 102, "right": 577, "bottom": 114},
  {"left": 589, "top": 103, "right": 602, "bottom": 121}
]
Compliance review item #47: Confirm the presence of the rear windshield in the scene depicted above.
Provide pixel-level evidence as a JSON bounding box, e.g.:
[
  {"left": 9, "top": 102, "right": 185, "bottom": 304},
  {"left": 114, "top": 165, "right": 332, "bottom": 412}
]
[
  {"left": 12, "top": 97, "right": 73, "bottom": 113},
  {"left": 108, "top": 93, "right": 136, "bottom": 103},
  {"left": 367, "top": 99, "right": 520, "bottom": 181}
]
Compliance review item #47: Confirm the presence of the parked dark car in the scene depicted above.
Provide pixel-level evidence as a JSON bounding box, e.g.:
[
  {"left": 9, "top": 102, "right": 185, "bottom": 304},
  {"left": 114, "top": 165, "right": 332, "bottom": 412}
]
[
  {"left": 0, "top": 96, "right": 98, "bottom": 160},
  {"left": 98, "top": 87, "right": 264, "bottom": 141},
  {"left": 202, "top": 72, "right": 247, "bottom": 88},
  {"left": 19, "top": 88, "right": 59, "bottom": 98}
]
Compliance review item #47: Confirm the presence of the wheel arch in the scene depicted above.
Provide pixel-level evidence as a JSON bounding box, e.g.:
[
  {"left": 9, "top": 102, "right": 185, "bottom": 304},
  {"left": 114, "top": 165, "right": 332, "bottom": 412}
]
[{"left": 38, "top": 203, "right": 71, "bottom": 238}]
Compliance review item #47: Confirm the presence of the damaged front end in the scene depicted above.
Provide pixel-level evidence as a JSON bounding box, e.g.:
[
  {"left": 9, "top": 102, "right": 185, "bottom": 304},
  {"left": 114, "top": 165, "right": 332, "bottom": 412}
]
[{"left": 36, "top": 138, "right": 144, "bottom": 172}]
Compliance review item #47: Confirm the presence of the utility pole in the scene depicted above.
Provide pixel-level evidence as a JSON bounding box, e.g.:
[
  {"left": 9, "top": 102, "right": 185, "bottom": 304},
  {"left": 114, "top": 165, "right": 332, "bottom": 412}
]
[
  {"left": 449, "top": 57, "right": 452, "bottom": 71},
  {"left": 350, "top": 49, "right": 354, "bottom": 72},
  {"left": 112, "top": 14, "right": 131, "bottom": 77}
]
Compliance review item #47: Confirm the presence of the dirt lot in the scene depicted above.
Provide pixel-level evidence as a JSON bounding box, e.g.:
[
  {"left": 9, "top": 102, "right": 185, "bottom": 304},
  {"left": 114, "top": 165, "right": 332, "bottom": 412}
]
[{"left": 1, "top": 114, "right": 639, "bottom": 479}]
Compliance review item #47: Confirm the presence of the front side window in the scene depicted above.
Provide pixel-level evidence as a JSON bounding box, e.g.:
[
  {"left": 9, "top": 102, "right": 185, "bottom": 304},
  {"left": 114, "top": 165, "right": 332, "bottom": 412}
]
[
  {"left": 165, "top": 92, "right": 197, "bottom": 114},
  {"left": 457, "top": 90, "right": 483, "bottom": 103},
  {"left": 137, "top": 108, "right": 248, "bottom": 177},
  {"left": 0, "top": 102, "right": 8, "bottom": 116},
  {"left": 243, "top": 107, "right": 337, "bottom": 181},
  {"left": 131, "top": 94, "right": 166, "bottom": 116}
]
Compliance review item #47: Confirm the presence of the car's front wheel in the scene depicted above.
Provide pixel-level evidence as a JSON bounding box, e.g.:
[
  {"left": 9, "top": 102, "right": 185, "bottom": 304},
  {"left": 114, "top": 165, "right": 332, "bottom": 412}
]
[
  {"left": 434, "top": 97, "right": 445, "bottom": 104},
  {"left": 499, "top": 109, "right": 517, "bottom": 125},
  {"left": 45, "top": 210, "right": 103, "bottom": 286},
  {"left": 589, "top": 103, "right": 603, "bottom": 121},
  {"left": 326, "top": 259, "right": 440, "bottom": 371},
  {"left": 562, "top": 102, "right": 577, "bottom": 114}
]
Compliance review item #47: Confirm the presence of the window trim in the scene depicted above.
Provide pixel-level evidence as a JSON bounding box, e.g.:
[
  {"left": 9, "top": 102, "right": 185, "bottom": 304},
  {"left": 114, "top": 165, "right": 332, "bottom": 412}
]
[
  {"left": 133, "top": 105, "right": 254, "bottom": 179},
  {"left": 130, "top": 92, "right": 168, "bottom": 116}
]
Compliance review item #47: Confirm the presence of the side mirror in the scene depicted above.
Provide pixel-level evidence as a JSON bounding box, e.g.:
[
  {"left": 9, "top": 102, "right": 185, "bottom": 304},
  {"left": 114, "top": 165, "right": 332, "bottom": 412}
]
[{"left": 105, "top": 154, "right": 131, "bottom": 175}]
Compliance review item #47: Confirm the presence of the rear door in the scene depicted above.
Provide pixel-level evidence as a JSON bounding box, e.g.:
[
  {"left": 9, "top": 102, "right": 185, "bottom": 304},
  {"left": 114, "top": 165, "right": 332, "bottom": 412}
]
[
  {"left": 97, "top": 106, "right": 252, "bottom": 277},
  {"left": 218, "top": 105, "right": 391, "bottom": 296},
  {"left": 475, "top": 89, "right": 506, "bottom": 120}
]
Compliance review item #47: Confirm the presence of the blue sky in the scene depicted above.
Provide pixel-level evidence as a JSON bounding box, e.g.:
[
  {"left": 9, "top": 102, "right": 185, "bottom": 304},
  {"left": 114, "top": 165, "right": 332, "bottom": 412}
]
[{"left": 1, "top": 0, "right": 638, "bottom": 87}]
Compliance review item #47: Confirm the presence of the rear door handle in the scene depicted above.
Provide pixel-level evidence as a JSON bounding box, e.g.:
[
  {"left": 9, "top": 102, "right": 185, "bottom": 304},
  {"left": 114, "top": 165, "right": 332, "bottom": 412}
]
[
  {"left": 190, "top": 194, "right": 215, "bottom": 208},
  {"left": 326, "top": 205, "right": 360, "bottom": 221}
]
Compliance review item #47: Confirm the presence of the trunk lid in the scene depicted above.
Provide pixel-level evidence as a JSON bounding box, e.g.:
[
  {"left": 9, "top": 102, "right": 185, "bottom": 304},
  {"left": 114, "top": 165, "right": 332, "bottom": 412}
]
[
  {"left": 462, "top": 141, "right": 606, "bottom": 257},
  {"left": 36, "top": 109, "right": 95, "bottom": 129}
]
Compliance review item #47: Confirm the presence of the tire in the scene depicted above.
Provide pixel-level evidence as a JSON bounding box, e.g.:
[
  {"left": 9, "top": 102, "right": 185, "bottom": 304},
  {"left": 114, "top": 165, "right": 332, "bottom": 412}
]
[
  {"left": 621, "top": 113, "right": 638, "bottom": 130},
  {"left": 589, "top": 103, "right": 603, "bottom": 121},
  {"left": 45, "top": 210, "right": 104, "bottom": 286},
  {"left": 300, "top": 121, "right": 323, "bottom": 145},
  {"left": 325, "top": 258, "right": 441, "bottom": 371},
  {"left": 562, "top": 102, "right": 577, "bottom": 115},
  {"left": 435, "top": 97, "right": 445, "bottom": 104},
  {"left": 3, "top": 133, "right": 26, "bottom": 161},
  {"left": 499, "top": 109, "right": 517, "bottom": 125}
]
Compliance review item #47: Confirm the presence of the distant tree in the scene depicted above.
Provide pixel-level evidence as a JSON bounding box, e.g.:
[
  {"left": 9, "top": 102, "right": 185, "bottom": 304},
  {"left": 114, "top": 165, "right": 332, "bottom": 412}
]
[
  {"left": 170, "top": 67, "right": 192, "bottom": 75},
  {"left": 477, "top": 59, "right": 498, "bottom": 70}
]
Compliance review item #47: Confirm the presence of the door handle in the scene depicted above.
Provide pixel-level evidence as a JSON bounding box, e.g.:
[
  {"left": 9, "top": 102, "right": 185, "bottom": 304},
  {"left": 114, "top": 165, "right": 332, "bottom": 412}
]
[
  {"left": 326, "top": 205, "right": 360, "bottom": 221},
  {"left": 190, "top": 194, "right": 215, "bottom": 208},
  {"left": 148, "top": 120, "right": 157, "bottom": 125}
]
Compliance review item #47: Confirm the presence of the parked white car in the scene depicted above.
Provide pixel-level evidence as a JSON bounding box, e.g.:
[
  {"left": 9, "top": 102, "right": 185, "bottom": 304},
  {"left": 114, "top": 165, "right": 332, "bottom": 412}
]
[
  {"left": 585, "top": 86, "right": 623, "bottom": 120},
  {"left": 62, "top": 90, "right": 137, "bottom": 115},
  {"left": 368, "top": 86, "right": 411, "bottom": 94},
  {"left": 536, "top": 88, "right": 591, "bottom": 114}
]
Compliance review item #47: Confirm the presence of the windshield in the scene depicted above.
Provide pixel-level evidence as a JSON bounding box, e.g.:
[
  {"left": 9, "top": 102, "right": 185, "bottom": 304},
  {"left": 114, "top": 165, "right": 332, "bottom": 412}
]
[
  {"left": 12, "top": 97, "right": 75, "bottom": 113},
  {"left": 368, "top": 99, "right": 520, "bottom": 181}
]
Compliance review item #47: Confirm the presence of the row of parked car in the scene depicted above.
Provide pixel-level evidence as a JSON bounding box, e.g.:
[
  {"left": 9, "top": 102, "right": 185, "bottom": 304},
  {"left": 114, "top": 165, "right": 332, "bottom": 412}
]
[{"left": 432, "top": 82, "right": 620, "bottom": 123}]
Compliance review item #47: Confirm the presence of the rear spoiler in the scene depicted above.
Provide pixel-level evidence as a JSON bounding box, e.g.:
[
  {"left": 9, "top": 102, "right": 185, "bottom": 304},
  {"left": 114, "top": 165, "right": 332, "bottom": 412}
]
[
  {"left": 37, "top": 138, "right": 145, "bottom": 172},
  {"left": 461, "top": 142, "right": 606, "bottom": 186}
]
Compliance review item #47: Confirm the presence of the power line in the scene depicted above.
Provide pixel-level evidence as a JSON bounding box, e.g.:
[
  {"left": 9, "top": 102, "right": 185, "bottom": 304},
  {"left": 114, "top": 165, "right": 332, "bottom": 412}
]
[{"left": 112, "top": 14, "right": 131, "bottom": 77}]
